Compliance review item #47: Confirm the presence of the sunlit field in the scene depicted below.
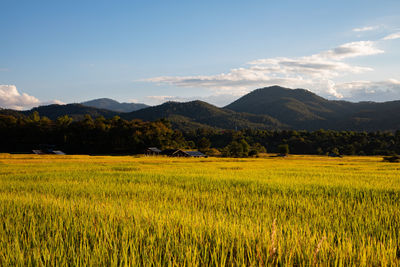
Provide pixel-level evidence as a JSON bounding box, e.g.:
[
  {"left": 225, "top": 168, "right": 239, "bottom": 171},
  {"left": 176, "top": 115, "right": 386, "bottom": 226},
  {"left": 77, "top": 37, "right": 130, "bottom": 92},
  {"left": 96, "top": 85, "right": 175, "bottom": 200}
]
[{"left": 0, "top": 154, "right": 399, "bottom": 266}]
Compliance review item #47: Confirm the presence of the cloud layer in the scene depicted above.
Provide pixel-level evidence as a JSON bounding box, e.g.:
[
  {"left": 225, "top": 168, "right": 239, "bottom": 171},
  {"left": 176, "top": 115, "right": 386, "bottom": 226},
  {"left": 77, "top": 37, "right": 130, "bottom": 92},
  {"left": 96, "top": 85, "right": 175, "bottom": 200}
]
[
  {"left": 353, "top": 26, "right": 379, "bottom": 32},
  {"left": 146, "top": 40, "right": 386, "bottom": 100},
  {"left": 383, "top": 32, "right": 400, "bottom": 40},
  {"left": 145, "top": 94, "right": 241, "bottom": 107},
  {"left": 335, "top": 79, "right": 400, "bottom": 102},
  {"left": 145, "top": 79, "right": 400, "bottom": 106}
]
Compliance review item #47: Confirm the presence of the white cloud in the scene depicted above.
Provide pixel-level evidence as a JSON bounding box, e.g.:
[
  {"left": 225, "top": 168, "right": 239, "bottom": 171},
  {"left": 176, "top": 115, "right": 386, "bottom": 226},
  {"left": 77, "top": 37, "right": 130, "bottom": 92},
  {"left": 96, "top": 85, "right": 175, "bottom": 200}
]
[
  {"left": 41, "top": 99, "right": 65, "bottom": 106},
  {"left": 335, "top": 79, "right": 400, "bottom": 102},
  {"left": 145, "top": 79, "right": 400, "bottom": 105},
  {"left": 383, "top": 32, "right": 400, "bottom": 40},
  {"left": 0, "top": 85, "right": 64, "bottom": 110},
  {"left": 0, "top": 85, "right": 40, "bottom": 110},
  {"left": 127, "top": 98, "right": 139, "bottom": 103},
  {"left": 145, "top": 93, "right": 242, "bottom": 107},
  {"left": 145, "top": 40, "right": 384, "bottom": 99},
  {"left": 52, "top": 100, "right": 65, "bottom": 105},
  {"left": 145, "top": 95, "right": 180, "bottom": 105},
  {"left": 317, "top": 41, "right": 383, "bottom": 60},
  {"left": 353, "top": 26, "right": 378, "bottom": 32}
]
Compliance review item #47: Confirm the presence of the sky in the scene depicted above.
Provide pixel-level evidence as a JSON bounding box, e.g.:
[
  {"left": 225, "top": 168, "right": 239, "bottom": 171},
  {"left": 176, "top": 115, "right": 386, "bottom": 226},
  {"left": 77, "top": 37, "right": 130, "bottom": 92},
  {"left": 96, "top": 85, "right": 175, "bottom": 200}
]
[{"left": 1, "top": 0, "right": 400, "bottom": 110}]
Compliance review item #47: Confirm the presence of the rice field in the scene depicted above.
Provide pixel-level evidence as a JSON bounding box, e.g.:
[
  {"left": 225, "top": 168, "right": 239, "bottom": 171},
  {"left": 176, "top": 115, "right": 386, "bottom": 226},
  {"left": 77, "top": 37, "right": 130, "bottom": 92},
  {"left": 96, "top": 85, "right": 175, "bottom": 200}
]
[{"left": 0, "top": 154, "right": 399, "bottom": 266}]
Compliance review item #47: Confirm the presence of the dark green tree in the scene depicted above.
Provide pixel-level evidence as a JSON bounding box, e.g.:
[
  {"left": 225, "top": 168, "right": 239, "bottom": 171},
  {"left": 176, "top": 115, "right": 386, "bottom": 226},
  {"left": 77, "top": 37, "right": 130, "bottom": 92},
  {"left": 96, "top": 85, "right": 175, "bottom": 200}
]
[
  {"left": 278, "top": 144, "right": 289, "bottom": 155},
  {"left": 197, "top": 137, "right": 211, "bottom": 152}
]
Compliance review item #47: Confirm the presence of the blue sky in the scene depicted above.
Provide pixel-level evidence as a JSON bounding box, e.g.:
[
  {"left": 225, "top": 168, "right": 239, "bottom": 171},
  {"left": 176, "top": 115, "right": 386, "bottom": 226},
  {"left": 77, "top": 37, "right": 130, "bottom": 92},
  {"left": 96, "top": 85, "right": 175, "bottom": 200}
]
[{"left": 1, "top": 0, "right": 400, "bottom": 109}]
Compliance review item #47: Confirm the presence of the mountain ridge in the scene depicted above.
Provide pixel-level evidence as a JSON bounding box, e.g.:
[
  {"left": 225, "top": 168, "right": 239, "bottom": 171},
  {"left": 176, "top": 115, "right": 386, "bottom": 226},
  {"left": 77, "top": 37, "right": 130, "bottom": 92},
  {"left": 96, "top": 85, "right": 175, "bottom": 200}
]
[
  {"left": 225, "top": 86, "right": 400, "bottom": 130},
  {"left": 24, "top": 104, "right": 120, "bottom": 120},
  {"left": 2, "top": 86, "right": 400, "bottom": 131},
  {"left": 124, "top": 100, "right": 285, "bottom": 131}
]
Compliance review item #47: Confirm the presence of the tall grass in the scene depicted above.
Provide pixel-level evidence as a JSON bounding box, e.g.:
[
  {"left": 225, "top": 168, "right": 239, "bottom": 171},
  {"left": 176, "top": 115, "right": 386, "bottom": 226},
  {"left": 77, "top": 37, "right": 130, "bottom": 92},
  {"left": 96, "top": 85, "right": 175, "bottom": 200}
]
[{"left": 0, "top": 154, "right": 399, "bottom": 265}]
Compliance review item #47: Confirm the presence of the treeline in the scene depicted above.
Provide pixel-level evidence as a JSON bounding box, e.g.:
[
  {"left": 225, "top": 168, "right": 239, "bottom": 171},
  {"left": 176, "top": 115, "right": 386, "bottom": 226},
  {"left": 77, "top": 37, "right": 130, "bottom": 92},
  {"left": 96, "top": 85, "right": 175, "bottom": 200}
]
[
  {"left": 0, "top": 113, "right": 185, "bottom": 154},
  {"left": 1, "top": 113, "right": 400, "bottom": 156},
  {"left": 184, "top": 128, "right": 400, "bottom": 157}
]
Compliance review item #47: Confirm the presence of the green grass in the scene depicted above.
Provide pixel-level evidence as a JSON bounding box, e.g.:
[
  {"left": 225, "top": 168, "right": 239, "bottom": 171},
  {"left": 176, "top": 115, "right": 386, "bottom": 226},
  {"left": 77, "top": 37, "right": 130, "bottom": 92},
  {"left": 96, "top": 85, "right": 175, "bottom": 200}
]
[{"left": 0, "top": 154, "right": 399, "bottom": 266}]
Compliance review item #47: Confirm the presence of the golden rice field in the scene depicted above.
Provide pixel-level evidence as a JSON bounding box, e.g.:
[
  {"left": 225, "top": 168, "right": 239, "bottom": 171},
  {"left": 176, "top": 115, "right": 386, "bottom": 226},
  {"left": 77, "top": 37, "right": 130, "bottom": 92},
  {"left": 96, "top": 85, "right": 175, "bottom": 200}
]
[{"left": 0, "top": 154, "right": 399, "bottom": 266}]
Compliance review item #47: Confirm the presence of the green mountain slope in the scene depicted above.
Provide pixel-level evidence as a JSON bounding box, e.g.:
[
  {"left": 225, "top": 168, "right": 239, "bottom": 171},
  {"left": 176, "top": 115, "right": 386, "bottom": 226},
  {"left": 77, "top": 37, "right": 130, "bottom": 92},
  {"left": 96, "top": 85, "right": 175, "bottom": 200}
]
[
  {"left": 225, "top": 86, "right": 400, "bottom": 130},
  {"left": 2, "top": 86, "right": 400, "bottom": 131},
  {"left": 125, "top": 100, "right": 285, "bottom": 131},
  {"left": 23, "top": 104, "right": 119, "bottom": 120}
]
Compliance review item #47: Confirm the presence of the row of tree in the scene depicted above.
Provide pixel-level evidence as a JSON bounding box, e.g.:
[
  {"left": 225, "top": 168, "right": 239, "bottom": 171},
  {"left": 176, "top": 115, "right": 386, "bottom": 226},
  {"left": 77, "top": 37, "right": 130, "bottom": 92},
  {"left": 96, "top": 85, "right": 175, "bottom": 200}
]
[
  {"left": 184, "top": 128, "right": 400, "bottom": 157},
  {"left": 1, "top": 113, "right": 400, "bottom": 156}
]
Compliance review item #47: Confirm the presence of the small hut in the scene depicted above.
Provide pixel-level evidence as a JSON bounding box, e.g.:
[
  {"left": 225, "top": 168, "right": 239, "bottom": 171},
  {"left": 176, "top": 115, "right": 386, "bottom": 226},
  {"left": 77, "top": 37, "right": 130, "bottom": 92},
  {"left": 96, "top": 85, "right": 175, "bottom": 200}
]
[
  {"left": 183, "top": 151, "right": 207, "bottom": 158},
  {"left": 161, "top": 149, "right": 207, "bottom": 157},
  {"left": 145, "top": 147, "right": 162, "bottom": 156},
  {"left": 32, "top": 148, "right": 66, "bottom": 155},
  {"left": 171, "top": 149, "right": 190, "bottom": 157}
]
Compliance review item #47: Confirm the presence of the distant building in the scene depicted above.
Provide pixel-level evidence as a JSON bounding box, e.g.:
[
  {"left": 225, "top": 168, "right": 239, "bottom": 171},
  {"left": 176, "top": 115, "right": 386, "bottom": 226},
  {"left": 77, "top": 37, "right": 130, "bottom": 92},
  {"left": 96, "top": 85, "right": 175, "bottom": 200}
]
[
  {"left": 161, "top": 149, "right": 207, "bottom": 158},
  {"left": 183, "top": 151, "right": 207, "bottom": 157},
  {"left": 145, "top": 147, "right": 162, "bottom": 156},
  {"left": 171, "top": 149, "right": 189, "bottom": 157},
  {"left": 32, "top": 150, "right": 46, "bottom": 155},
  {"left": 32, "top": 148, "right": 66, "bottom": 155}
]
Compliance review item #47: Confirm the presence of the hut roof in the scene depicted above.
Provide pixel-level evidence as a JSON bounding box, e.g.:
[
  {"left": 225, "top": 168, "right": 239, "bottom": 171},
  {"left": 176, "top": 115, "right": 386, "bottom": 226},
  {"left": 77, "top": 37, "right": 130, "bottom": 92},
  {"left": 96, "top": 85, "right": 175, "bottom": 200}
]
[
  {"left": 184, "top": 151, "right": 206, "bottom": 157},
  {"left": 147, "top": 147, "right": 162, "bottom": 153}
]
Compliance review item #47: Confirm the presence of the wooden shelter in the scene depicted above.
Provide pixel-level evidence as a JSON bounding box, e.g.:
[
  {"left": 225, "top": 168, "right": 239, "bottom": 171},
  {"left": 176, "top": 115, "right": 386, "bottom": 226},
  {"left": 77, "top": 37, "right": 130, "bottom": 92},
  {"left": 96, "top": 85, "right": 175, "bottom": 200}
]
[
  {"left": 161, "top": 149, "right": 207, "bottom": 157},
  {"left": 145, "top": 147, "right": 162, "bottom": 156},
  {"left": 183, "top": 151, "right": 207, "bottom": 157},
  {"left": 32, "top": 149, "right": 65, "bottom": 155}
]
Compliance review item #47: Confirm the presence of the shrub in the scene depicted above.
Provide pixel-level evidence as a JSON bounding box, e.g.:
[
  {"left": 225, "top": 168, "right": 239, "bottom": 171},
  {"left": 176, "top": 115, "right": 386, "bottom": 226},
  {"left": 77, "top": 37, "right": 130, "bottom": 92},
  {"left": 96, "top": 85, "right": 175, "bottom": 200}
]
[{"left": 278, "top": 144, "right": 289, "bottom": 155}]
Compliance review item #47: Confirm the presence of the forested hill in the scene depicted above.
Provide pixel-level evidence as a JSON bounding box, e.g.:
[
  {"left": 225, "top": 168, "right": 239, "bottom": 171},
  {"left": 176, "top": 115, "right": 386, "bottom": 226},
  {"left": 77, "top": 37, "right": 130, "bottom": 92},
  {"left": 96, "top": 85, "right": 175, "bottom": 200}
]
[
  {"left": 1, "top": 101, "right": 285, "bottom": 131},
  {"left": 224, "top": 86, "right": 400, "bottom": 131},
  {"left": 2, "top": 86, "right": 400, "bottom": 131},
  {"left": 22, "top": 104, "right": 120, "bottom": 121},
  {"left": 124, "top": 100, "right": 285, "bottom": 131}
]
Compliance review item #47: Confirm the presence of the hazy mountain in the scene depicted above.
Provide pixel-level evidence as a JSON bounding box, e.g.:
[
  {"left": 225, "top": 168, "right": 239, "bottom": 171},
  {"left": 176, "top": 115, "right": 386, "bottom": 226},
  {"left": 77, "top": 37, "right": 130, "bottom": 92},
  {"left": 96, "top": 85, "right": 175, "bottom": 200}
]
[{"left": 81, "top": 98, "right": 148, "bottom": 112}]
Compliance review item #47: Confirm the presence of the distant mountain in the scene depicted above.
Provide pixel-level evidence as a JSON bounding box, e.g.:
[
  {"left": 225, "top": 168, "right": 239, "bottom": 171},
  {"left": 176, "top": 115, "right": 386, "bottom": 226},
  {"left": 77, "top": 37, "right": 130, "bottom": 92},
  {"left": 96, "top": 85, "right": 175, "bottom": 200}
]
[
  {"left": 225, "top": 86, "right": 344, "bottom": 128},
  {"left": 81, "top": 98, "right": 148, "bottom": 112},
  {"left": 225, "top": 86, "right": 400, "bottom": 131},
  {"left": 125, "top": 100, "right": 285, "bottom": 131},
  {"left": 2, "top": 86, "right": 400, "bottom": 131},
  {"left": 23, "top": 104, "right": 119, "bottom": 120}
]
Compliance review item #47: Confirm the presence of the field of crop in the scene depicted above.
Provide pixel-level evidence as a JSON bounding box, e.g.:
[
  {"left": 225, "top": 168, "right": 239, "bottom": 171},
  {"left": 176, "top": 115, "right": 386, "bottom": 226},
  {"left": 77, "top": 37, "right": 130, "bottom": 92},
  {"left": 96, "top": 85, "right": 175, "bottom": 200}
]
[{"left": 0, "top": 154, "right": 399, "bottom": 266}]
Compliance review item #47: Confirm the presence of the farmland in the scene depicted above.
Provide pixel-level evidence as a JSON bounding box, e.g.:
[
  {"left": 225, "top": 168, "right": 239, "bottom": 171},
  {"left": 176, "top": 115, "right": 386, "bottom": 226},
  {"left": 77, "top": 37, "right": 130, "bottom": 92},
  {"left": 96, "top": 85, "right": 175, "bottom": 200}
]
[{"left": 0, "top": 154, "right": 399, "bottom": 266}]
